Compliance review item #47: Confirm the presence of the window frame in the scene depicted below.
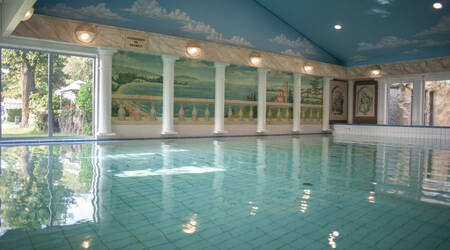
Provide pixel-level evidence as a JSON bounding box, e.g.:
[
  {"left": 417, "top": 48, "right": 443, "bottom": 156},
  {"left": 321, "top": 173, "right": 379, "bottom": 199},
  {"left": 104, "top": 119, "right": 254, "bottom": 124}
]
[{"left": 0, "top": 45, "right": 97, "bottom": 140}]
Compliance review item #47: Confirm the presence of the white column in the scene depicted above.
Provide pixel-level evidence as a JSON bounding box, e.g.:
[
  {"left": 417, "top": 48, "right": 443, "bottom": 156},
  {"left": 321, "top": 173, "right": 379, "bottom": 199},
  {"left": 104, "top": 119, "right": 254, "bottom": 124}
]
[
  {"left": 161, "top": 55, "right": 179, "bottom": 135},
  {"left": 257, "top": 68, "right": 269, "bottom": 133},
  {"left": 214, "top": 62, "right": 229, "bottom": 134},
  {"left": 377, "top": 79, "right": 388, "bottom": 124},
  {"left": 97, "top": 48, "right": 117, "bottom": 137},
  {"left": 322, "top": 77, "right": 331, "bottom": 131},
  {"left": 292, "top": 73, "right": 303, "bottom": 133},
  {"left": 412, "top": 79, "right": 425, "bottom": 125},
  {"left": 348, "top": 80, "right": 354, "bottom": 124}
]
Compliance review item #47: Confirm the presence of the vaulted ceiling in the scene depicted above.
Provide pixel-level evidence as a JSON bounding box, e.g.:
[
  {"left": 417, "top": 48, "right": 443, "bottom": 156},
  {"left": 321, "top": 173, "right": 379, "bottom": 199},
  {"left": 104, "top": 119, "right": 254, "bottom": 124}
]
[{"left": 33, "top": 0, "right": 450, "bottom": 66}]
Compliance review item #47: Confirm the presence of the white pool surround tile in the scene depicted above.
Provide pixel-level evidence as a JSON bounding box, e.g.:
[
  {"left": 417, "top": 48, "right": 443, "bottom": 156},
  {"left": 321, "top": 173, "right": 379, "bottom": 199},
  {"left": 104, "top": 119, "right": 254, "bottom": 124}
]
[{"left": 333, "top": 124, "right": 450, "bottom": 143}]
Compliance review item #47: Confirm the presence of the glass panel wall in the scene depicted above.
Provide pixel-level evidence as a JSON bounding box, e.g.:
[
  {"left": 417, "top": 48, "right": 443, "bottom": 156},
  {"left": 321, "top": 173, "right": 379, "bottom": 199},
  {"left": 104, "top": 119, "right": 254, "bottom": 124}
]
[
  {"left": 0, "top": 47, "right": 94, "bottom": 139},
  {"left": 388, "top": 82, "right": 413, "bottom": 125},
  {"left": 52, "top": 55, "right": 94, "bottom": 136},
  {"left": 1, "top": 48, "right": 49, "bottom": 137},
  {"left": 424, "top": 80, "right": 450, "bottom": 127}
]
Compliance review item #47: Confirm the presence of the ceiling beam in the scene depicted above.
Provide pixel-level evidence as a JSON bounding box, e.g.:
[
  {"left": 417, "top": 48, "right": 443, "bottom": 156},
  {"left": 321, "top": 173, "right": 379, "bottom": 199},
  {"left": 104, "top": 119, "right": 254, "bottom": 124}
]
[{"left": 1, "top": 0, "right": 36, "bottom": 37}]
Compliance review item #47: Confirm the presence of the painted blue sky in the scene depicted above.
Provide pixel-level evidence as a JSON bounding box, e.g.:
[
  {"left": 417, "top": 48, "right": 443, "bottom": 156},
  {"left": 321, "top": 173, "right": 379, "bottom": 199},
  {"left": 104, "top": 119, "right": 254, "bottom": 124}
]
[
  {"left": 34, "top": 0, "right": 450, "bottom": 66},
  {"left": 256, "top": 0, "right": 450, "bottom": 66},
  {"left": 34, "top": 0, "right": 339, "bottom": 64}
]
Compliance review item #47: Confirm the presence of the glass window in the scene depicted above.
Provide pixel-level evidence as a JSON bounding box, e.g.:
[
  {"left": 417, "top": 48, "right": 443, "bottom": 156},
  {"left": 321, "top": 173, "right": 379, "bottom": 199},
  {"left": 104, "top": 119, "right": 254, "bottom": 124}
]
[
  {"left": 0, "top": 48, "right": 95, "bottom": 139},
  {"left": 1, "top": 48, "right": 49, "bottom": 137},
  {"left": 424, "top": 80, "right": 450, "bottom": 127},
  {"left": 52, "top": 54, "right": 94, "bottom": 136},
  {"left": 388, "top": 82, "right": 413, "bottom": 125}
]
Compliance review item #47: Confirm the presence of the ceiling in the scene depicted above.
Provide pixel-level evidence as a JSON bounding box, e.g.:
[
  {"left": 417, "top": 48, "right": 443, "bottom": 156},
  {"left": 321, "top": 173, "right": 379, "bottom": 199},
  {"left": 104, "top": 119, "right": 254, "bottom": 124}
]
[{"left": 32, "top": 0, "right": 450, "bottom": 66}]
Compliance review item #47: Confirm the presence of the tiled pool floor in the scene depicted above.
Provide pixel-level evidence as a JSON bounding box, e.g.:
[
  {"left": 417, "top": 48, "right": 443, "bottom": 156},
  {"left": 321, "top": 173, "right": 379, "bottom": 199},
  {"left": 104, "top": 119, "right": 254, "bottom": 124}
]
[{"left": 0, "top": 135, "right": 449, "bottom": 249}]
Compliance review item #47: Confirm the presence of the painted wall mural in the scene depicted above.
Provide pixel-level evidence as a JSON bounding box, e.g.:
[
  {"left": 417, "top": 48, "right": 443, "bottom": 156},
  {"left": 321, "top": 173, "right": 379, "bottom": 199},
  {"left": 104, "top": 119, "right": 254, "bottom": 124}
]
[
  {"left": 112, "top": 51, "right": 163, "bottom": 121},
  {"left": 225, "top": 65, "right": 258, "bottom": 121},
  {"left": 111, "top": 50, "right": 323, "bottom": 124},
  {"left": 267, "top": 70, "right": 293, "bottom": 121},
  {"left": 301, "top": 75, "right": 324, "bottom": 124},
  {"left": 174, "top": 58, "right": 215, "bottom": 120}
]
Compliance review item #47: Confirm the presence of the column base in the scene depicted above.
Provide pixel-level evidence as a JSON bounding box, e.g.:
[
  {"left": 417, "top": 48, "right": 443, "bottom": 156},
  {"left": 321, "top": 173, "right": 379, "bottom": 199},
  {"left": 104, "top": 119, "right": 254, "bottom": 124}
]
[
  {"left": 161, "top": 131, "right": 178, "bottom": 136},
  {"left": 322, "top": 129, "right": 331, "bottom": 133},
  {"left": 213, "top": 130, "right": 228, "bottom": 135},
  {"left": 256, "top": 129, "right": 268, "bottom": 134},
  {"left": 96, "top": 132, "right": 116, "bottom": 138},
  {"left": 291, "top": 130, "right": 303, "bottom": 134}
]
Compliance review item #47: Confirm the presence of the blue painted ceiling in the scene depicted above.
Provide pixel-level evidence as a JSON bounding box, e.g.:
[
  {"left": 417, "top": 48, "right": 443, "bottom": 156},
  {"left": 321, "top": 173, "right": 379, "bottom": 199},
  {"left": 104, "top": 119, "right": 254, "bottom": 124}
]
[{"left": 33, "top": 0, "right": 450, "bottom": 66}]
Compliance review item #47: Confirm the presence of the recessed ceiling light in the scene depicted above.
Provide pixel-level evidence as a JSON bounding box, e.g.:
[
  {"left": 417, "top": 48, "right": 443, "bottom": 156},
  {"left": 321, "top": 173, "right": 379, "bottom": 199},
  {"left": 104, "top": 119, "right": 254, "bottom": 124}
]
[
  {"left": 334, "top": 24, "right": 342, "bottom": 30},
  {"left": 22, "top": 8, "right": 34, "bottom": 21},
  {"left": 433, "top": 2, "right": 443, "bottom": 9}
]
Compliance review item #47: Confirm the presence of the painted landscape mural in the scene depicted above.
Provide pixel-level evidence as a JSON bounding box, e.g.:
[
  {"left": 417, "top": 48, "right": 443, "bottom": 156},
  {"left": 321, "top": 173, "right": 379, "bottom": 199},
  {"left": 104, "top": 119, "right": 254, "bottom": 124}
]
[
  {"left": 267, "top": 70, "right": 293, "bottom": 120},
  {"left": 225, "top": 65, "right": 258, "bottom": 120},
  {"left": 174, "top": 58, "right": 215, "bottom": 119},
  {"left": 111, "top": 50, "right": 323, "bottom": 124},
  {"left": 112, "top": 51, "right": 163, "bottom": 120},
  {"left": 301, "top": 75, "right": 324, "bottom": 123}
]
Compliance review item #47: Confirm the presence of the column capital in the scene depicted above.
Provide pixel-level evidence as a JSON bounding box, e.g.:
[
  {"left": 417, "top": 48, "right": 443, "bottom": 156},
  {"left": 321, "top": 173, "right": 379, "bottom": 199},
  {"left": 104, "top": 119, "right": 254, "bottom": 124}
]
[
  {"left": 294, "top": 72, "right": 304, "bottom": 77},
  {"left": 257, "top": 68, "right": 270, "bottom": 74},
  {"left": 214, "top": 62, "right": 230, "bottom": 68},
  {"left": 97, "top": 47, "right": 118, "bottom": 56},
  {"left": 323, "top": 77, "right": 333, "bottom": 82},
  {"left": 162, "top": 54, "right": 179, "bottom": 63}
]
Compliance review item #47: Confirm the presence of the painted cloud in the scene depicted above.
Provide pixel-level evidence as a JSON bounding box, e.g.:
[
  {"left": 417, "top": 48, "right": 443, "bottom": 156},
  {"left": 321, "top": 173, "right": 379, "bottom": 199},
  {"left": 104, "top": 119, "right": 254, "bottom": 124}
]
[
  {"left": 417, "top": 15, "right": 450, "bottom": 36},
  {"left": 125, "top": 0, "right": 252, "bottom": 47},
  {"left": 358, "top": 35, "right": 450, "bottom": 51},
  {"left": 367, "top": 8, "right": 390, "bottom": 18},
  {"left": 376, "top": 0, "right": 394, "bottom": 5},
  {"left": 281, "top": 49, "right": 303, "bottom": 57},
  {"left": 349, "top": 55, "right": 368, "bottom": 62},
  {"left": 41, "top": 3, "right": 127, "bottom": 21},
  {"left": 358, "top": 36, "right": 419, "bottom": 51},
  {"left": 270, "top": 34, "right": 316, "bottom": 55}
]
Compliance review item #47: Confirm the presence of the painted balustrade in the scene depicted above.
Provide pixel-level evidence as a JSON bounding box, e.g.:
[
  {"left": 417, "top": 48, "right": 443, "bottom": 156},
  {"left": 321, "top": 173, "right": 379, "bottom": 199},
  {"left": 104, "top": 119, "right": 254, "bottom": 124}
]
[
  {"left": 224, "top": 99, "right": 257, "bottom": 122},
  {"left": 112, "top": 94, "right": 322, "bottom": 124}
]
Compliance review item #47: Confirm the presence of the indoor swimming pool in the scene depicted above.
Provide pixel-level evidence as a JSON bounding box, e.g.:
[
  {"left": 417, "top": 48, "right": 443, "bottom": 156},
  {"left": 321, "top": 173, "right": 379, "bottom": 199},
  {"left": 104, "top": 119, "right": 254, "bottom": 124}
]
[{"left": 0, "top": 134, "right": 449, "bottom": 249}]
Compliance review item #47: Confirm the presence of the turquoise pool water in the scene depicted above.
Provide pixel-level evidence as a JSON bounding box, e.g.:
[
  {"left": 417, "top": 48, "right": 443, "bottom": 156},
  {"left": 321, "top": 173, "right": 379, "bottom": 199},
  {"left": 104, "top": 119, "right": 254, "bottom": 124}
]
[{"left": 0, "top": 135, "right": 449, "bottom": 249}]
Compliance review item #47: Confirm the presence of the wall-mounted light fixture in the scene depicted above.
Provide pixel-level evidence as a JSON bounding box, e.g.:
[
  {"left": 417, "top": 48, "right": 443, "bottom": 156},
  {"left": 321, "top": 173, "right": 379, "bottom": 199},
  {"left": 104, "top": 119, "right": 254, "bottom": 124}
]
[
  {"left": 75, "top": 24, "right": 96, "bottom": 44},
  {"left": 249, "top": 52, "right": 262, "bottom": 66},
  {"left": 186, "top": 41, "right": 201, "bottom": 57},
  {"left": 303, "top": 63, "right": 313, "bottom": 73},
  {"left": 22, "top": 8, "right": 34, "bottom": 21},
  {"left": 370, "top": 66, "right": 382, "bottom": 77}
]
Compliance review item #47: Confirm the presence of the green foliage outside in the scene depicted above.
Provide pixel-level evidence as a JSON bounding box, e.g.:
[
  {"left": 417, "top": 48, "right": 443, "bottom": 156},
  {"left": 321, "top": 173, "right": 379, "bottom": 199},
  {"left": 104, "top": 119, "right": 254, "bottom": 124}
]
[
  {"left": 6, "top": 109, "right": 22, "bottom": 122},
  {"left": 1, "top": 49, "right": 93, "bottom": 137},
  {"left": 76, "top": 81, "right": 93, "bottom": 135}
]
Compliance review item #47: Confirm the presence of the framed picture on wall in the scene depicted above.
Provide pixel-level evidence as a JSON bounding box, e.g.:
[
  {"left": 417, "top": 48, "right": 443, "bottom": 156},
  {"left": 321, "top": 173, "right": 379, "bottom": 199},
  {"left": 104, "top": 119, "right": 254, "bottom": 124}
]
[
  {"left": 329, "top": 80, "right": 348, "bottom": 123},
  {"left": 354, "top": 80, "right": 378, "bottom": 123}
]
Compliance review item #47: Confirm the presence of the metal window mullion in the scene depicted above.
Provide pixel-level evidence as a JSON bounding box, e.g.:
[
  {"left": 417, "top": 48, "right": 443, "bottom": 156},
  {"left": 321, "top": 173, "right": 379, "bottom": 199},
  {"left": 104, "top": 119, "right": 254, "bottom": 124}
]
[
  {"left": 0, "top": 47, "right": 2, "bottom": 139},
  {"left": 48, "top": 53, "right": 54, "bottom": 137}
]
